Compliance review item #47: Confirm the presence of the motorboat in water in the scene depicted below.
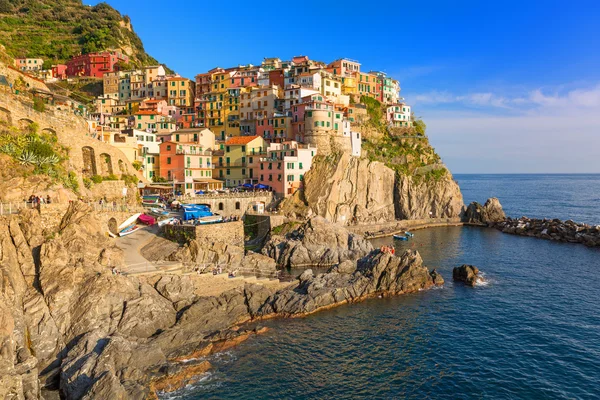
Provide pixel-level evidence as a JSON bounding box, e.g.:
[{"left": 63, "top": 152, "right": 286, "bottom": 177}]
[{"left": 393, "top": 234, "right": 408, "bottom": 241}]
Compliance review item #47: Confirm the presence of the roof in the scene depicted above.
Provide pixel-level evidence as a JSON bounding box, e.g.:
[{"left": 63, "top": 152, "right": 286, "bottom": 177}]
[
  {"left": 193, "top": 178, "right": 225, "bottom": 184},
  {"left": 135, "top": 110, "right": 160, "bottom": 115},
  {"left": 225, "top": 135, "right": 261, "bottom": 145}
]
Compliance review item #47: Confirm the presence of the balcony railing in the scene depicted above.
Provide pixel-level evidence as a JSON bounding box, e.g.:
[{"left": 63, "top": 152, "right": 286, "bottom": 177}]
[{"left": 176, "top": 149, "right": 212, "bottom": 155}]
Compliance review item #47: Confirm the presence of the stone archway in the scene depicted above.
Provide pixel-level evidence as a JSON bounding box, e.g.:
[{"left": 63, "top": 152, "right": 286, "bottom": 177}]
[
  {"left": 118, "top": 159, "right": 126, "bottom": 174},
  {"left": 0, "top": 106, "right": 11, "bottom": 125},
  {"left": 99, "top": 153, "right": 113, "bottom": 175},
  {"left": 18, "top": 118, "right": 35, "bottom": 130},
  {"left": 108, "top": 218, "right": 118, "bottom": 236},
  {"left": 82, "top": 146, "right": 97, "bottom": 177},
  {"left": 41, "top": 127, "right": 57, "bottom": 136}
]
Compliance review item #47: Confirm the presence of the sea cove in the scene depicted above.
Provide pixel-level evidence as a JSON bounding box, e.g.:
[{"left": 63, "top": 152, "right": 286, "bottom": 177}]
[{"left": 180, "top": 175, "right": 600, "bottom": 400}]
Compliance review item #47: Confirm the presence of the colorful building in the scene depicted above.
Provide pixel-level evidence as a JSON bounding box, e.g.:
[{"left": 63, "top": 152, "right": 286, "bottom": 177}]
[
  {"left": 159, "top": 141, "right": 217, "bottom": 195},
  {"left": 167, "top": 76, "right": 195, "bottom": 107},
  {"left": 251, "top": 141, "right": 317, "bottom": 196},
  {"left": 15, "top": 58, "right": 44, "bottom": 72},
  {"left": 386, "top": 103, "right": 412, "bottom": 127},
  {"left": 66, "top": 51, "right": 129, "bottom": 78},
  {"left": 216, "top": 135, "right": 267, "bottom": 187}
]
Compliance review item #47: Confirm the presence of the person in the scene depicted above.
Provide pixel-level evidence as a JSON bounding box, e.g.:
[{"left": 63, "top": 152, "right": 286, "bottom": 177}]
[{"left": 46, "top": 195, "right": 51, "bottom": 204}]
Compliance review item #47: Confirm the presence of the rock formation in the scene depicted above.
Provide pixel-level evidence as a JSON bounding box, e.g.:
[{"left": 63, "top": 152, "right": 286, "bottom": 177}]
[
  {"left": 258, "top": 250, "right": 444, "bottom": 316},
  {"left": 280, "top": 152, "right": 464, "bottom": 224},
  {"left": 261, "top": 216, "right": 373, "bottom": 267},
  {"left": 452, "top": 265, "right": 482, "bottom": 286},
  {"left": 463, "top": 197, "right": 506, "bottom": 225},
  {"left": 0, "top": 202, "right": 444, "bottom": 399}
]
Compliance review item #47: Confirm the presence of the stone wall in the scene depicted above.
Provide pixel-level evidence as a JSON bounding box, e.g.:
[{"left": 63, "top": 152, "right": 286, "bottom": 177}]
[
  {"left": 183, "top": 192, "right": 274, "bottom": 217},
  {"left": 34, "top": 203, "right": 144, "bottom": 234},
  {"left": 163, "top": 221, "right": 244, "bottom": 247},
  {"left": 247, "top": 213, "right": 286, "bottom": 240}
]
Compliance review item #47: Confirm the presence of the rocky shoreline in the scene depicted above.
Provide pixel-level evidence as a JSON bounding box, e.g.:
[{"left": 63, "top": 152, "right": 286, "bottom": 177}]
[{"left": 0, "top": 203, "right": 445, "bottom": 399}]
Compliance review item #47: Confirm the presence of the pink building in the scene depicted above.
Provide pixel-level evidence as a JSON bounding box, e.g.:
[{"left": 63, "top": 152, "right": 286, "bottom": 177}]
[{"left": 251, "top": 141, "right": 317, "bottom": 196}]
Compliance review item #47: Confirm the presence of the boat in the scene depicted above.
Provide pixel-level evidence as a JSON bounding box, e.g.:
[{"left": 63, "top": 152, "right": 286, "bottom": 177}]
[
  {"left": 138, "top": 214, "right": 156, "bottom": 225},
  {"left": 393, "top": 234, "right": 408, "bottom": 241},
  {"left": 118, "top": 213, "right": 142, "bottom": 231},
  {"left": 149, "top": 208, "right": 169, "bottom": 217},
  {"left": 196, "top": 215, "right": 223, "bottom": 224},
  {"left": 119, "top": 224, "right": 141, "bottom": 237},
  {"left": 404, "top": 231, "right": 414, "bottom": 237},
  {"left": 158, "top": 217, "right": 176, "bottom": 227}
]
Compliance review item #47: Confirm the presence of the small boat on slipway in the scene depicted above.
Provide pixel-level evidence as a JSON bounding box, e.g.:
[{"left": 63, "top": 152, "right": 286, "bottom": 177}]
[
  {"left": 196, "top": 214, "right": 223, "bottom": 224},
  {"left": 148, "top": 208, "right": 169, "bottom": 217},
  {"left": 119, "top": 224, "right": 142, "bottom": 237},
  {"left": 158, "top": 217, "right": 176, "bottom": 227},
  {"left": 393, "top": 234, "right": 408, "bottom": 241}
]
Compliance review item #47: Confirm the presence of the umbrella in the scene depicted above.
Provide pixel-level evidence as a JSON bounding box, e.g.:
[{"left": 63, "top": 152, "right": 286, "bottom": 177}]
[
  {"left": 195, "top": 190, "right": 205, "bottom": 195},
  {"left": 254, "top": 184, "right": 268, "bottom": 189},
  {"left": 241, "top": 183, "right": 254, "bottom": 188}
]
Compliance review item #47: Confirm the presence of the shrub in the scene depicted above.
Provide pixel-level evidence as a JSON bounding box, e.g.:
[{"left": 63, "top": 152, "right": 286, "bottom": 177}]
[
  {"left": 33, "top": 98, "right": 46, "bottom": 113},
  {"left": 104, "top": 173, "right": 118, "bottom": 181},
  {"left": 90, "top": 174, "right": 103, "bottom": 184},
  {"left": 83, "top": 177, "right": 92, "bottom": 189}
]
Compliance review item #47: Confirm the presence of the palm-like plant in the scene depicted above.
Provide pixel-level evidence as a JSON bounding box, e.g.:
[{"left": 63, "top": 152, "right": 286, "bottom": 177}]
[{"left": 18, "top": 151, "right": 37, "bottom": 166}]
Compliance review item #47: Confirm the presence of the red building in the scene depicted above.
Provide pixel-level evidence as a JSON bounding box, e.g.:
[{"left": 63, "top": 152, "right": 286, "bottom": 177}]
[
  {"left": 65, "top": 51, "right": 129, "bottom": 78},
  {"left": 52, "top": 64, "right": 67, "bottom": 79}
]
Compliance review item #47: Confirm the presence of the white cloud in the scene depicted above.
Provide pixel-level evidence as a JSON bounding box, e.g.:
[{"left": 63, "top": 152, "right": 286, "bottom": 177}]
[{"left": 414, "top": 83, "right": 600, "bottom": 173}]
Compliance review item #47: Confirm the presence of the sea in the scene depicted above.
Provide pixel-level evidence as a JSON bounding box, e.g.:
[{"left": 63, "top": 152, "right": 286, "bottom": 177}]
[{"left": 172, "top": 174, "right": 600, "bottom": 400}]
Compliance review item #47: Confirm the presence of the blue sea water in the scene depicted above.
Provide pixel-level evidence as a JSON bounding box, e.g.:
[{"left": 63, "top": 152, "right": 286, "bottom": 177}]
[{"left": 175, "top": 174, "right": 600, "bottom": 400}]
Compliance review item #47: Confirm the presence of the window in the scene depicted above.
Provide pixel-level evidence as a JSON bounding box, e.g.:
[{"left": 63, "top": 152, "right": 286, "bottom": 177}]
[
  {"left": 226, "top": 146, "right": 230, "bottom": 152},
  {"left": 299, "top": 162, "right": 303, "bottom": 169},
  {"left": 287, "top": 162, "right": 294, "bottom": 169},
  {"left": 226, "top": 168, "right": 231, "bottom": 175},
  {"left": 218, "top": 202, "right": 224, "bottom": 211},
  {"left": 241, "top": 146, "right": 246, "bottom": 152},
  {"left": 167, "top": 157, "right": 171, "bottom": 164},
  {"left": 241, "top": 168, "right": 246, "bottom": 175},
  {"left": 268, "top": 174, "right": 272, "bottom": 181}
]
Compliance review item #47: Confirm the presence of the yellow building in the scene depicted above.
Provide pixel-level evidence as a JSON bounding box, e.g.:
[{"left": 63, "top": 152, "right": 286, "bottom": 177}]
[
  {"left": 166, "top": 76, "right": 195, "bottom": 107},
  {"left": 217, "top": 135, "right": 267, "bottom": 187}
]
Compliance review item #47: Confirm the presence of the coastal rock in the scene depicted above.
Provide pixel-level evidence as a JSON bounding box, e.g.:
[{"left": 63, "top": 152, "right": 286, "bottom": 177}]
[
  {"left": 452, "top": 265, "right": 482, "bottom": 286},
  {"left": 495, "top": 217, "right": 600, "bottom": 247},
  {"left": 259, "top": 250, "right": 441, "bottom": 316},
  {"left": 463, "top": 197, "right": 506, "bottom": 225},
  {"left": 261, "top": 216, "right": 373, "bottom": 267},
  {"left": 280, "top": 153, "right": 464, "bottom": 224}
]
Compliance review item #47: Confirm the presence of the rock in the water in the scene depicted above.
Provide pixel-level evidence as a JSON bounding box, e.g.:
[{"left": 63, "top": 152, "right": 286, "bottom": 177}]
[
  {"left": 463, "top": 197, "right": 506, "bottom": 225},
  {"left": 453, "top": 264, "right": 482, "bottom": 286},
  {"left": 262, "top": 216, "right": 373, "bottom": 267}
]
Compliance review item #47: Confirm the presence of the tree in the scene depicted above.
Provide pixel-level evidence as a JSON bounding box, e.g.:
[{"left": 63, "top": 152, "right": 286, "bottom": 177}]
[
  {"left": 0, "top": 0, "right": 12, "bottom": 13},
  {"left": 413, "top": 119, "right": 426, "bottom": 136}
]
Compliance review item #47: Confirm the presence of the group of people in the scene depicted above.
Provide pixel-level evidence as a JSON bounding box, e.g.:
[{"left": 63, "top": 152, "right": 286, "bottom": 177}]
[
  {"left": 27, "top": 194, "right": 51, "bottom": 207},
  {"left": 380, "top": 245, "right": 396, "bottom": 255}
]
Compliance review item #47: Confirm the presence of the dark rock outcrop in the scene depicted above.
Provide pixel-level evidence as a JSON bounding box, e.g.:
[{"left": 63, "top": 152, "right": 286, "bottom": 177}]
[
  {"left": 452, "top": 265, "right": 482, "bottom": 286},
  {"left": 463, "top": 197, "right": 506, "bottom": 225},
  {"left": 496, "top": 217, "right": 600, "bottom": 247},
  {"left": 261, "top": 216, "right": 373, "bottom": 267}
]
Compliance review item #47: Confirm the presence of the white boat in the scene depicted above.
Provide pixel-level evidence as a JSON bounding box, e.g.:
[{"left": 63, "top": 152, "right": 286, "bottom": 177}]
[
  {"left": 119, "top": 225, "right": 142, "bottom": 237},
  {"left": 158, "top": 217, "right": 176, "bottom": 227},
  {"left": 118, "top": 213, "right": 142, "bottom": 231},
  {"left": 149, "top": 208, "right": 169, "bottom": 216},
  {"left": 197, "top": 215, "right": 223, "bottom": 224}
]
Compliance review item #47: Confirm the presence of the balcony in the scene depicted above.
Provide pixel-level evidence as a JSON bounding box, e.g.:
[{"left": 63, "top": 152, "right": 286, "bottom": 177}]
[{"left": 176, "top": 149, "right": 212, "bottom": 155}]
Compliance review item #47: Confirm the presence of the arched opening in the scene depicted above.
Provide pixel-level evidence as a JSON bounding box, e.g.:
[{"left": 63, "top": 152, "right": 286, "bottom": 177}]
[
  {"left": 99, "top": 153, "right": 113, "bottom": 175},
  {"left": 18, "top": 118, "right": 34, "bottom": 130},
  {"left": 118, "top": 159, "right": 126, "bottom": 174},
  {"left": 108, "top": 218, "right": 118, "bottom": 236},
  {"left": 41, "top": 127, "right": 57, "bottom": 136},
  {"left": 218, "top": 202, "right": 224, "bottom": 211},
  {"left": 0, "top": 107, "right": 12, "bottom": 125},
  {"left": 82, "top": 146, "right": 97, "bottom": 177},
  {"left": 235, "top": 201, "right": 241, "bottom": 210}
]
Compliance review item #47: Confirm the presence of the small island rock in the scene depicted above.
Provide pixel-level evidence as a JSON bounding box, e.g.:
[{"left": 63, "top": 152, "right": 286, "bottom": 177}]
[{"left": 453, "top": 264, "right": 482, "bottom": 286}]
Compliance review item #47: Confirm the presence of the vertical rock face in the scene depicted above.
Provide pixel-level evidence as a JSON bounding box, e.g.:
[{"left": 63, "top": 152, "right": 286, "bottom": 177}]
[
  {"left": 301, "top": 153, "right": 397, "bottom": 224},
  {"left": 394, "top": 174, "right": 464, "bottom": 220},
  {"left": 285, "top": 152, "right": 464, "bottom": 224}
]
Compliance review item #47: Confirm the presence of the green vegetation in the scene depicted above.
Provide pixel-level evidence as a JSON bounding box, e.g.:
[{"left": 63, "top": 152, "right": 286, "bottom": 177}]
[
  {"left": 86, "top": 172, "right": 138, "bottom": 188},
  {"left": 0, "top": 0, "right": 163, "bottom": 68},
  {"left": 0, "top": 120, "right": 78, "bottom": 190}
]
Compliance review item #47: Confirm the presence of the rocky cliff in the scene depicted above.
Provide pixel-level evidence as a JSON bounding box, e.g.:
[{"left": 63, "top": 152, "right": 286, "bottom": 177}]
[
  {"left": 281, "top": 151, "right": 464, "bottom": 224},
  {"left": 0, "top": 203, "right": 444, "bottom": 399}
]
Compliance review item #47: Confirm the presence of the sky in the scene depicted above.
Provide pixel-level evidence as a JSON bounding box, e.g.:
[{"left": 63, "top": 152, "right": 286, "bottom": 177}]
[{"left": 89, "top": 0, "right": 600, "bottom": 173}]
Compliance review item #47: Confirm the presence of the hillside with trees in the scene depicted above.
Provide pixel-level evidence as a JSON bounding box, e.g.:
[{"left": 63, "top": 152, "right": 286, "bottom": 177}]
[{"left": 0, "top": 0, "right": 163, "bottom": 69}]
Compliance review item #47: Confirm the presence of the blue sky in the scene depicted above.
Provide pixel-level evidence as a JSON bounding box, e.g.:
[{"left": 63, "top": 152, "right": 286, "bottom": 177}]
[{"left": 89, "top": 0, "right": 600, "bottom": 173}]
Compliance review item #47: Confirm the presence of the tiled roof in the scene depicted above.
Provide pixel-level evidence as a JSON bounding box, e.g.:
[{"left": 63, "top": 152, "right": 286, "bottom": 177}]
[
  {"left": 135, "top": 110, "right": 159, "bottom": 115},
  {"left": 225, "top": 135, "right": 260, "bottom": 145}
]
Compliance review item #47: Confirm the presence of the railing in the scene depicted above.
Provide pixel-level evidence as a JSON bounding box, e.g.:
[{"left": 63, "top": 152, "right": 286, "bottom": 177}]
[{"left": 178, "top": 191, "right": 273, "bottom": 200}]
